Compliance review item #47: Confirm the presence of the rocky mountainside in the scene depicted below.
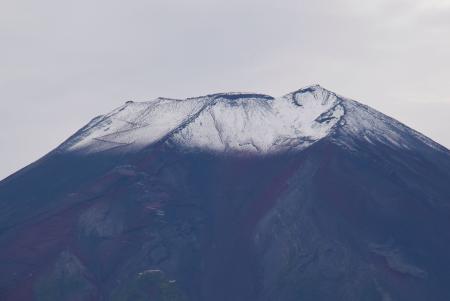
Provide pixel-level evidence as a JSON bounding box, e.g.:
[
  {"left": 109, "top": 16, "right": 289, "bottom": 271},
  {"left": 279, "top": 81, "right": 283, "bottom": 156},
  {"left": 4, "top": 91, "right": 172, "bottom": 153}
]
[{"left": 1, "top": 85, "right": 449, "bottom": 301}]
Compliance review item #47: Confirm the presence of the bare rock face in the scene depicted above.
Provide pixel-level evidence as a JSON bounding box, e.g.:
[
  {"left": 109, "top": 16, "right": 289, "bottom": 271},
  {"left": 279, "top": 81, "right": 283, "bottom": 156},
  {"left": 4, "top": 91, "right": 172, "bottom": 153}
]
[
  {"left": 1, "top": 85, "right": 450, "bottom": 301},
  {"left": 34, "top": 251, "right": 96, "bottom": 301}
]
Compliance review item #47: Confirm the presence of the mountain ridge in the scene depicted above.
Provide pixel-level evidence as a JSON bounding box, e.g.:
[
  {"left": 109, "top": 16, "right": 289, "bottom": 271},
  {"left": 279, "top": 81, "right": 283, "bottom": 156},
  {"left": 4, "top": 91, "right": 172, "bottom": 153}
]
[{"left": 56, "top": 84, "right": 447, "bottom": 157}]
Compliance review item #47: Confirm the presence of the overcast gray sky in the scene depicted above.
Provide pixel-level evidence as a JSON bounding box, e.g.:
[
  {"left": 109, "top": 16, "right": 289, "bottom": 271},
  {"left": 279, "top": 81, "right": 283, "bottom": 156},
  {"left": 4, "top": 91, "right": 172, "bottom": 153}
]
[{"left": 1, "top": 0, "right": 449, "bottom": 180}]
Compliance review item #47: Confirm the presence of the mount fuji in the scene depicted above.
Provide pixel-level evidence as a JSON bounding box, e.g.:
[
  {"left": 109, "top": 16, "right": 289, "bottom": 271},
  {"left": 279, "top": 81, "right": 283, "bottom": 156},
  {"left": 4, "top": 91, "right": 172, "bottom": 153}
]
[{"left": 0, "top": 85, "right": 449, "bottom": 301}]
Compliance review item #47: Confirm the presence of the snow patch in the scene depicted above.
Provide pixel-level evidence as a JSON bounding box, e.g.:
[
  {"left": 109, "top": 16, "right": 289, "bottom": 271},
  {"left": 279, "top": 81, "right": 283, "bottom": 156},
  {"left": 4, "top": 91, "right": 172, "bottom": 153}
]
[
  {"left": 60, "top": 86, "right": 344, "bottom": 155},
  {"left": 60, "top": 84, "right": 444, "bottom": 156},
  {"left": 171, "top": 86, "right": 344, "bottom": 153}
]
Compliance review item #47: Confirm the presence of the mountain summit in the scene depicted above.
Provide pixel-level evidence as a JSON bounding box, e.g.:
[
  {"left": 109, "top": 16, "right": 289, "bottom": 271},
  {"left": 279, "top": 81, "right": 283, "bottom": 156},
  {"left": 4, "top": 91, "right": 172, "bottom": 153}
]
[
  {"left": 60, "top": 85, "right": 444, "bottom": 156},
  {"left": 1, "top": 86, "right": 450, "bottom": 301},
  {"left": 60, "top": 85, "right": 344, "bottom": 154}
]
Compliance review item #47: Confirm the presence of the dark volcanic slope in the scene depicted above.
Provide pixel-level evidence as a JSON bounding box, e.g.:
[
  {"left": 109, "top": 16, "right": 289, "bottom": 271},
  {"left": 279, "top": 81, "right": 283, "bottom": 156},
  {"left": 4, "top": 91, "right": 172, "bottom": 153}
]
[{"left": 1, "top": 86, "right": 449, "bottom": 301}]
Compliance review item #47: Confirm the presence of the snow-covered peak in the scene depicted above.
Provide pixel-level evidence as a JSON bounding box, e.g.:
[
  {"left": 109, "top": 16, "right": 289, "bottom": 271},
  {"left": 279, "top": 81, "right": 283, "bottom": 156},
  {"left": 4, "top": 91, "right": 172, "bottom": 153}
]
[
  {"left": 60, "top": 85, "right": 345, "bottom": 154},
  {"left": 171, "top": 89, "right": 344, "bottom": 153},
  {"left": 58, "top": 85, "right": 446, "bottom": 156}
]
